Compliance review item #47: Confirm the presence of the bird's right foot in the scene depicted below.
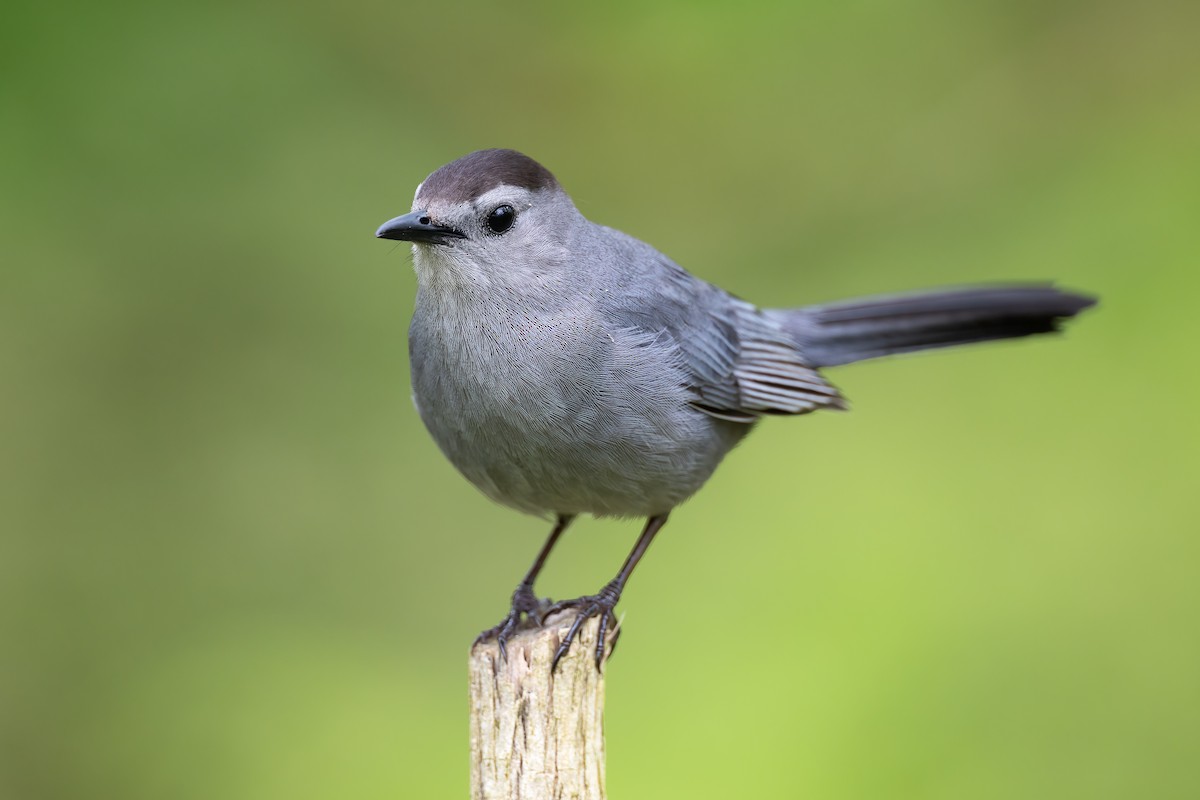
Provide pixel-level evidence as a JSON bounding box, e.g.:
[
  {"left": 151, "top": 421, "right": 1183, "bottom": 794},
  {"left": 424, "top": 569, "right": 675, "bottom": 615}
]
[{"left": 472, "top": 583, "right": 551, "bottom": 660}]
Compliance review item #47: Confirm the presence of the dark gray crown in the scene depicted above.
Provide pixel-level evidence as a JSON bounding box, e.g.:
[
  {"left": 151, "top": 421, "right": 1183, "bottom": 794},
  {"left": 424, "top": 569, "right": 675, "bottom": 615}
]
[{"left": 417, "top": 149, "right": 559, "bottom": 205}]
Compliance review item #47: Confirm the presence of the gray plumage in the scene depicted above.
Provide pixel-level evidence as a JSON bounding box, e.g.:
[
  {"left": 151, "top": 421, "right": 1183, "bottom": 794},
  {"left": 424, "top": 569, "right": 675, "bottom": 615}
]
[
  {"left": 384, "top": 149, "right": 1093, "bottom": 519},
  {"left": 376, "top": 149, "right": 1095, "bottom": 665}
]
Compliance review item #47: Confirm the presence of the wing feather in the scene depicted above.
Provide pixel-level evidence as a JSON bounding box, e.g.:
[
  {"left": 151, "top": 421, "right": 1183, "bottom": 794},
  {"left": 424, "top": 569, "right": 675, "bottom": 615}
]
[{"left": 598, "top": 244, "right": 844, "bottom": 421}]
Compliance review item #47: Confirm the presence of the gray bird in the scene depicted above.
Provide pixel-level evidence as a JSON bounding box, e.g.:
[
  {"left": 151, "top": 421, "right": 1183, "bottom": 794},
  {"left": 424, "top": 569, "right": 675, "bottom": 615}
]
[{"left": 375, "top": 148, "right": 1095, "bottom": 669}]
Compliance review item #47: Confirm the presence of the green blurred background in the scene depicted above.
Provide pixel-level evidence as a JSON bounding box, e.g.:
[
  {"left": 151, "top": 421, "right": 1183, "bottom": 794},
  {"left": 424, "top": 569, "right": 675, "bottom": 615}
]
[{"left": 3, "top": 0, "right": 1198, "bottom": 797}]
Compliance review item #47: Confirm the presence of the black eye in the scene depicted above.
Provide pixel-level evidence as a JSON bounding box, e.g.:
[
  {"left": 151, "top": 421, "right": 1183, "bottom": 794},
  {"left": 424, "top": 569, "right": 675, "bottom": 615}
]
[{"left": 486, "top": 204, "right": 516, "bottom": 234}]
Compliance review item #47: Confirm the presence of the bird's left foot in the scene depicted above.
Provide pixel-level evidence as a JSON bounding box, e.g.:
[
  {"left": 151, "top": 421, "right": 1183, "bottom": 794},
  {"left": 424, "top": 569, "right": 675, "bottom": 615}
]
[
  {"left": 545, "top": 580, "right": 623, "bottom": 672},
  {"left": 473, "top": 583, "right": 551, "bottom": 660}
]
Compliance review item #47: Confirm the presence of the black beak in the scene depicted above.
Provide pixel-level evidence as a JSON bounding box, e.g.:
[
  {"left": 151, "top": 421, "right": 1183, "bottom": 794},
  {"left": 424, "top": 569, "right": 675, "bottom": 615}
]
[{"left": 374, "top": 211, "right": 465, "bottom": 245}]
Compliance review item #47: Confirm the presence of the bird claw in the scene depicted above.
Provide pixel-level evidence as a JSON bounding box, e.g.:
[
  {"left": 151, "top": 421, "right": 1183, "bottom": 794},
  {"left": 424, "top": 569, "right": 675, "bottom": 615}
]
[
  {"left": 473, "top": 583, "right": 551, "bottom": 660},
  {"left": 547, "top": 581, "right": 622, "bottom": 672}
]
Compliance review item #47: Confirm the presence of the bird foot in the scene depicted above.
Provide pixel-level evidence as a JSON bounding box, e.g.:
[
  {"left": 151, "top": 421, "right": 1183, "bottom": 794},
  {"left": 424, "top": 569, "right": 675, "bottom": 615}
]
[
  {"left": 473, "top": 583, "right": 552, "bottom": 660},
  {"left": 545, "top": 580, "right": 623, "bottom": 672}
]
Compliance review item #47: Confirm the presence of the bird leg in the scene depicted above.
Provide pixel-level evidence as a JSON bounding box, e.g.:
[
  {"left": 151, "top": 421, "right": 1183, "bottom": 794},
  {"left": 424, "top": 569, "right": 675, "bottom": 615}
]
[
  {"left": 474, "top": 514, "right": 574, "bottom": 659},
  {"left": 547, "top": 513, "right": 669, "bottom": 672}
]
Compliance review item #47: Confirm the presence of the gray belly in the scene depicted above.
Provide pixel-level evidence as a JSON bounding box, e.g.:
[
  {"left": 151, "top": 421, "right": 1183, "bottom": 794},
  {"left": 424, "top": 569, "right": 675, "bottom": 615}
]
[{"left": 410, "top": 313, "right": 748, "bottom": 518}]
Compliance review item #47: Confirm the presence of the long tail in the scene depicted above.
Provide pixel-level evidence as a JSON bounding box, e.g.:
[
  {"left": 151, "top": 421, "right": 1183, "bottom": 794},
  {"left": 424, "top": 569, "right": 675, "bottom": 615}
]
[{"left": 770, "top": 284, "right": 1096, "bottom": 369}]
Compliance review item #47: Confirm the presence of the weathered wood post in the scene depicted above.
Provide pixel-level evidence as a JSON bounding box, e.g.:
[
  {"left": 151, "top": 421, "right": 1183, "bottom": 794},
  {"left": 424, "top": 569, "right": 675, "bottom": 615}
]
[{"left": 468, "top": 614, "right": 617, "bottom": 800}]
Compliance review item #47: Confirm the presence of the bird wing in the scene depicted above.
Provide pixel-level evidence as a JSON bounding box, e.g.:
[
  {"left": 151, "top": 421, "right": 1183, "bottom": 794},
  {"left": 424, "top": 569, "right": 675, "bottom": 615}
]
[
  {"left": 601, "top": 249, "right": 845, "bottom": 422},
  {"left": 714, "top": 298, "right": 848, "bottom": 420}
]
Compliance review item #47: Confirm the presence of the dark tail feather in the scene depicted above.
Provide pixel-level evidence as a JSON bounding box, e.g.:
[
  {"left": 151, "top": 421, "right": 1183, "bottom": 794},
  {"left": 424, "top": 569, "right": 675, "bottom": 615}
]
[{"left": 772, "top": 284, "right": 1097, "bottom": 368}]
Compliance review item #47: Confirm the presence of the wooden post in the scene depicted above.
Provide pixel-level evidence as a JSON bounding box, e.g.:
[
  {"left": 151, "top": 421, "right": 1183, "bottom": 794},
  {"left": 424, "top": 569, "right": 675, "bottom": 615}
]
[{"left": 469, "top": 613, "right": 616, "bottom": 800}]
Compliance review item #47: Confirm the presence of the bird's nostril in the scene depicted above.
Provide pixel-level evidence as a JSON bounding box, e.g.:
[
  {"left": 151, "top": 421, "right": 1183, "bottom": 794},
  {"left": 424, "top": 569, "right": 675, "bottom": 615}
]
[{"left": 419, "top": 215, "right": 431, "bottom": 226}]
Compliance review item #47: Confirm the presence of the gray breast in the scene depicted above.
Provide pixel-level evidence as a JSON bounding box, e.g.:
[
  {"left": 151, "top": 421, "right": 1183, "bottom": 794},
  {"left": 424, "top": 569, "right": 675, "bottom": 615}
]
[{"left": 409, "top": 291, "right": 747, "bottom": 518}]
